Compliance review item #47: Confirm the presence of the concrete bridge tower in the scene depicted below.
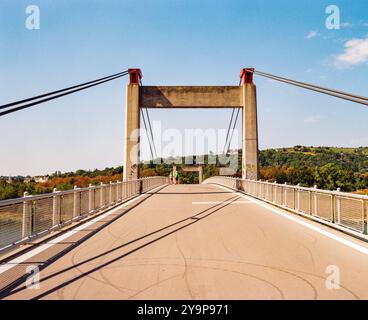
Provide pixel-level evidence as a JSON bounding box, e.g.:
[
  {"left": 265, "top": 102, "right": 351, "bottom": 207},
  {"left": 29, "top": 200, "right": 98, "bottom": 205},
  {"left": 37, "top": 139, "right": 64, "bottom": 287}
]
[{"left": 123, "top": 68, "right": 259, "bottom": 181}]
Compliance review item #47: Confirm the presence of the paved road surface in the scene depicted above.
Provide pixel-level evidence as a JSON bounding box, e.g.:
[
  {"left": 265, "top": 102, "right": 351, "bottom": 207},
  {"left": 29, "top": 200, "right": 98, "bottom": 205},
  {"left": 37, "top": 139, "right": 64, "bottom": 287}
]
[{"left": 2, "top": 184, "right": 368, "bottom": 300}]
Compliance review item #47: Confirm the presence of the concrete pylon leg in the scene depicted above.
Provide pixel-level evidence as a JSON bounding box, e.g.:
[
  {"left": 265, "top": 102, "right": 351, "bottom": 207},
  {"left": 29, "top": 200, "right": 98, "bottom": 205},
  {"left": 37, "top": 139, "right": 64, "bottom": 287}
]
[
  {"left": 241, "top": 68, "right": 259, "bottom": 180},
  {"left": 123, "top": 69, "right": 142, "bottom": 181},
  {"left": 198, "top": 167, "right": 203, "bottom": 184}
]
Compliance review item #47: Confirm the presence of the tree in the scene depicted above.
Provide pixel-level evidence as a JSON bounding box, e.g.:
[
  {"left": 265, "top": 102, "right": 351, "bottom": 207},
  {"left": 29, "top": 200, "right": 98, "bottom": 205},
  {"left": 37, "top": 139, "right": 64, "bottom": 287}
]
[{"left": 314, "top": 163, "right": 355, "bottom": 191}]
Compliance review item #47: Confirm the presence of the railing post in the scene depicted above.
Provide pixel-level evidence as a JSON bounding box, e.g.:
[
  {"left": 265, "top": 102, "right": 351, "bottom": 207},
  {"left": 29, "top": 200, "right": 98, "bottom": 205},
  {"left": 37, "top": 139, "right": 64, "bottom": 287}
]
[
  {"left": 117, "top": 181, "right": 120, "bottom": 202},
  {"left": 313, "top": 185, "right": 318, "bottom": 216},
  {"left": 336, "top": 187, "right": 341, "bottom": 224},
  {"left": 364, "top": 199, "right": 368, "bottom": 234},
  {"left": 88, "top": 184, "right": 93, "bottom": 213},
  {"left": 283, "top": 182, "right": 287, "bottom": 206},
  {"left": 52, "top": 188, "right": 60, "bottom": 227},
  {"left": 109, "top": 181, "right": 113, "bottom": 205},
  {"left": 331, "top": 192, "right": 336, "bottom": 223},
  {"left": 73, "top": 185, "right": 79, "bottom": 218},
  {"left": 296, "top": 184, "right": 300, "bottom": 211},
  {"left": 22, "top": 191, "right": 31, "bottom": 238},
  {"left": 139, "top": 179, "right": 143, "bottom": 194},
  {"left": 100, "top": 182, "right": 104, "bottom": 208}
]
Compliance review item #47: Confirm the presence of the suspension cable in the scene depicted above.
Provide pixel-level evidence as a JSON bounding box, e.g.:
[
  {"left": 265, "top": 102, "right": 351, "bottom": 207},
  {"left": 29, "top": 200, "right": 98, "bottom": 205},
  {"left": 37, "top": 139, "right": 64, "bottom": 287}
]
[
  {"left": 251, "top": 69, "right": 368, "bottom": 106},
  {"left": 0, "top": 71, "right": 129, "bottom": 117},
  {"left": 222, "top": 78, "right": 242, "bottom": 155},
  {"left": 225, "top": 108, "right": 240, "bottom": 155},
  {"left": 223, "top": 108, "right": 235, "bottom": 154},
  {"left": 0, "top": 70, "right": 129, "bottom": 110},
  {"left": 140, "top": 108, "right": 154, "bottom": 160},
  {"left": 254, "top": 70, "right": 368, "bottom": 101},
  {"left": 144, "top": 108, "right": 158, "bottom": 159}
]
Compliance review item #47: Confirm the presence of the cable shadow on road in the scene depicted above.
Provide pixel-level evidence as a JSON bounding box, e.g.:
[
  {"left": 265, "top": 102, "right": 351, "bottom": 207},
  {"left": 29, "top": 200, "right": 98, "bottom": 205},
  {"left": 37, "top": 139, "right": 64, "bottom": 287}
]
[
  {"left": 5, "top": 193, "right": 243, "bottom": 299},
  {"left": 0, "top": 184, "right": 169, "bottom": 298}
]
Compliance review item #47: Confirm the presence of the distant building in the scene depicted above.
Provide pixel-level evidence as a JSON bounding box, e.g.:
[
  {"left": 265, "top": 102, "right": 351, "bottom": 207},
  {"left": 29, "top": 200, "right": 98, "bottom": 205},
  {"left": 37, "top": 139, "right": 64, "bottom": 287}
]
[{"left": 33, "top": 176, "right": 49, "bottom": 183}]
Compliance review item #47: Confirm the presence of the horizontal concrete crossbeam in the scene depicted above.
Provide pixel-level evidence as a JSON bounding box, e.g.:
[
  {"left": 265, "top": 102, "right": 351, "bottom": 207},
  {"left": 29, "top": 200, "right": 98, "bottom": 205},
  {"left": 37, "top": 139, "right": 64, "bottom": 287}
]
[{"left": 140, "top": 86, "right": 242, "bottom": 108}]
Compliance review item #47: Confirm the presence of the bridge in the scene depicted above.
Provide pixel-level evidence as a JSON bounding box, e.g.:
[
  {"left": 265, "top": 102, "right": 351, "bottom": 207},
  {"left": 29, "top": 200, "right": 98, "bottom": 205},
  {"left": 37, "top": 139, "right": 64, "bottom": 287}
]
[{"left": 0, "top": 68, "right": 368, "bottom": 300}]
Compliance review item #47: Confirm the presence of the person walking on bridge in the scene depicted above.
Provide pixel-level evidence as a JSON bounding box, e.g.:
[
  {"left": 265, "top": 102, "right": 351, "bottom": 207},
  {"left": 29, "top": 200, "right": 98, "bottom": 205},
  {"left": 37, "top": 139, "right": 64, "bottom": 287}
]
[{"left": 173, "top": 170, "right": 179, "bottom": 184}]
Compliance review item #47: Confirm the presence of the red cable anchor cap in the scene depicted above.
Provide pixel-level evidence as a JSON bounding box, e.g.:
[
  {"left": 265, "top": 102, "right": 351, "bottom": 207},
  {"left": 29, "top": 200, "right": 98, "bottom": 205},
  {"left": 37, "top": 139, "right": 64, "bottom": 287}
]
[
  {"left": 240, "top": 68, "right": 254, "bottom": 85},
  {"left": 128, "top": 68, "right": 143, "bottom": 84}
]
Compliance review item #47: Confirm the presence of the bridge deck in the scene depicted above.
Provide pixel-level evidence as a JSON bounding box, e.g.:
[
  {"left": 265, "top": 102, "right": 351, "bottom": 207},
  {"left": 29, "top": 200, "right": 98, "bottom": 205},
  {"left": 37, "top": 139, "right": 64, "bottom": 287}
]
[{"left": 1, "top": 184, "right": 368, "bottom": 300}]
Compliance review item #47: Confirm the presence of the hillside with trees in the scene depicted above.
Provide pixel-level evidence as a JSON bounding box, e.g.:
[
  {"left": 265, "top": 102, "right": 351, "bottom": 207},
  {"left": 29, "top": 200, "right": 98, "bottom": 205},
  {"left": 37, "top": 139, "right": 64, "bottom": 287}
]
[
  {"left": 1, "top": 146, "right": 367, "bottom": 200},
  {"left": 259, "top": 146, "right": 368, "bottom": 193}
]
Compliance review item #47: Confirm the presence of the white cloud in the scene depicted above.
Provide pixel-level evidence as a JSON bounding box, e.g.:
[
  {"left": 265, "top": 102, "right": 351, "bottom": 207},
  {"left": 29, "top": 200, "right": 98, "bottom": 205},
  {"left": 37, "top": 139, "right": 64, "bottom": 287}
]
[
  {"left": 306, "top": 31, "right": 319, "bottom": 39},
  {"left": 303, "top": 115, "right": 323, "bottom": 124},
  {"left": 341, "top": 22, "right": 353, "bottom": 28},
  {"left": 334, "top": 37, "right": 368, "bottom": 66}
]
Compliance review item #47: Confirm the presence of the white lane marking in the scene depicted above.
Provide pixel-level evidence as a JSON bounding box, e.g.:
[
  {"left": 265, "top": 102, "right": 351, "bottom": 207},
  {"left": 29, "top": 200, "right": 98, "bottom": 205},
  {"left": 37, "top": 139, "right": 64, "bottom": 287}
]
[
  {"left": 192, "top": 201, "right": 251, "bottom": 205},
  {"left": 214, "top": 184, "right": 368, "bottom": 256},
  {"left": 0, "top": 185, "right": 165, "bottom": 275}
]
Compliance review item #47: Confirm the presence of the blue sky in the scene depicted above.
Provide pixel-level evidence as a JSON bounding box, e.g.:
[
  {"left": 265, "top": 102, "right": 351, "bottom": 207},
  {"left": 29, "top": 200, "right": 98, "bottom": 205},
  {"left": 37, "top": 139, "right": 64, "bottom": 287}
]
[{"left": 0, "top": 0, "right": 368, "bottom": 175}]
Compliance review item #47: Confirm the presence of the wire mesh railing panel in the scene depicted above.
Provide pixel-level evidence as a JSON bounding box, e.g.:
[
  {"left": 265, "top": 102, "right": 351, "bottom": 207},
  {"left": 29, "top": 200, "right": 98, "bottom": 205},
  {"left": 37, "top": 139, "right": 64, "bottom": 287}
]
[
  {"left": 74, "top": 192, "right": 81, "bottom": 217},
  {"left": 298, "top": 190, "right": 311, "bottom": 214},
  {"left": 116, "top": 183, "right": 119, "bottom": 201},
  {"left": 265, "top": 184, "right": 273, "bottom": 201},
  {"left": 33, "top": 197, "right": 53, "bottom": 234},
  {"left": 117, "top": 183, "right": 122, "bottom": 202},
  {"left": 127, "top": 182, "right": 131, "bottom": 197},
  {"left": 244, "top": 180, "right": 249, "bottom": 192},
  {"left": 285, "top": 188, "right": 295, "bottom": 209},
  {"left": 0, "top": 202, "right": 23, "bottom": 249},
  {"left": 248, "top": 181, "right": 254, "bottom": 195},
  {"left": 60, "top": 193, "right": 74, "bottom": 223},
  {"left": 94, "top": 188, "right": 100, "bottom": 210},
  {"left": 337, "top": 196, "right": 364, "bottom": 232},
  {"left": 259, "top": 183, "right": 265, "bottom": 198},
  {"left": 80, "top": 190, "right": 89, "bottom": 215},
  {"left": 275, "top": 186, "right": 283, "bottom": 205},
  {"left": 252, "top": 182, "right": 257, "bottom": 195},
  {"left": 103, "top": 186, "right": 108, "bottom": 207},
  {"left": 313, "top": 193, "right": 333, "bottom": 221}
]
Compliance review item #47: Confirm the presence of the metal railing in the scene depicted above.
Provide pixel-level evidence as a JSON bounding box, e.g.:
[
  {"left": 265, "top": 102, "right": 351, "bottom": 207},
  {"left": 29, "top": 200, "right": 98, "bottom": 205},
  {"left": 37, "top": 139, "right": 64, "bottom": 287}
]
[
  {"left": 0, "top": 176, "right": 168, "bottom": 252},
  {"left": 204, "top": 176, "right": 368, "bottom": 236}
]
